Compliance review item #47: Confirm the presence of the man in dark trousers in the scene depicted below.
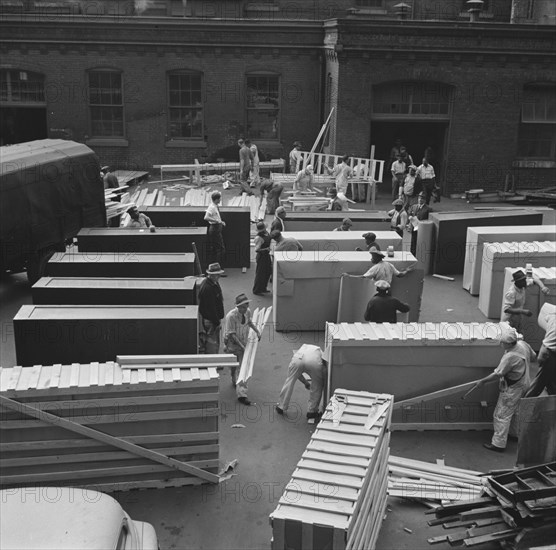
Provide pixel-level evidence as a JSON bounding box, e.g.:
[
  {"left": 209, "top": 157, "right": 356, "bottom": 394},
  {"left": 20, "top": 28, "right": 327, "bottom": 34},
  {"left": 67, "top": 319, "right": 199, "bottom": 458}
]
[
  {"left": 364, "top": 280, "right": 410, "bottom": 323},
  {"left": 406, "top": 192, "right": 431, "bottom": 256},
  {"left": 198, "top": 263, "right": 225, "bottom": 354}
]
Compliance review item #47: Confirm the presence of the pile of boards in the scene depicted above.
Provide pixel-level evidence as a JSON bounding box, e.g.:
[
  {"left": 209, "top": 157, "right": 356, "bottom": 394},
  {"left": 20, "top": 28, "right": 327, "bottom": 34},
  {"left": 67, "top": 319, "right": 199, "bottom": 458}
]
[
  {"left": 129, "top": 186, "right": 214, "bottom": 208},
  {"left": 269, "top": 389, "right": 393, "bottom": 550},
  {"left": 105, "top": 185, "right": 130, "bottom": 220},
  {"left": 388, "top": 455, "right": 484, "bottom": 504},
  {"left": 0, "top": 355, "right": 237, "bottom": 491},
  {"left": 427, "top": 461, "right": 556, "bottom": 549},
  {"left": 228, "top": 193, "right": 267, "bottom": 222}
]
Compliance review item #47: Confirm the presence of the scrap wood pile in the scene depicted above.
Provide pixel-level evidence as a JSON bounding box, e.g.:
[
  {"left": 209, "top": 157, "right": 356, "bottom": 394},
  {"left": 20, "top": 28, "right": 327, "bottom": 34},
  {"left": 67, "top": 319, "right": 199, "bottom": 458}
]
[
  {"left": 105, "top": 186, "right": 130, "bottom": 220},
  {"left": 129, "top": 186, "right": 214, "bottom": 208},
  {"left": 426, "top": 461, "right": 556, "bottom": 549},
  {"left": 388, "top": 455, "right": 484, "bottom": 505},
  {"left": 228, "top": 193, "right": 267, "bottom": 222},
  {"left": 269, "top": 390, "right": 393, "bottom": 550}
]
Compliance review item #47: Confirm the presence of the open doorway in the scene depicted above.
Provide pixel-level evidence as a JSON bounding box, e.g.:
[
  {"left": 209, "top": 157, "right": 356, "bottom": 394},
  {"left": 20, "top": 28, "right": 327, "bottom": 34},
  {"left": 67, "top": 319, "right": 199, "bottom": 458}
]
[
  {"left": 371, "top": 121, "right": 449, "bottom": 196},
  {"left": 0, "top": 107, "right": 47, "bottom": 145}
]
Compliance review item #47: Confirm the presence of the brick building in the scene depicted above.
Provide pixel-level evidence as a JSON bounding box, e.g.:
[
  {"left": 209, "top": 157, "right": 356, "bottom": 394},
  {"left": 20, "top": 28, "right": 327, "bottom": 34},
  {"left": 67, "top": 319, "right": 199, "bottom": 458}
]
[{"left": 1, "top": 0, "right": 555, "bottom": 194}]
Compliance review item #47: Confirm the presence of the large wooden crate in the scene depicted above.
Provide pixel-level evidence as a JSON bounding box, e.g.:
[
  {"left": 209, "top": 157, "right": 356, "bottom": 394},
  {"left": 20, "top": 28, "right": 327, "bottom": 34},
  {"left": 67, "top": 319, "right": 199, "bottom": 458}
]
[
  {"left": 273, "top": 251, "right": 419, "bottom": 331},
  {"left": 0, "top": 359, "right": 221, "bottom": 491},
  {"left": 46, "top": 252, "right": 196, "bottom": 278},
  {"left": 463, "top": 225, "right": 552, "bottom": 295},
  {"left": 478, "top": 241, "right": 556, "bottom": 318},
  {"left": 282, "top": 212, "right": 391, "bottom": 232},
  {"left": 281, "top": 230, "right": 402, "bottom": 252},
  {"left": 325, "top": 322, "right": 505, "bottom": 429},
  {"left": 77, "top": 227, "right": 207, "bottom": 255},
  {"left": 501, "top": 267, "right": 556, "bottom": 350},
  {"left": 270, "top": 390, "right": 393, "bottom": 550},
  {"left": 429, "top": 210, "right": 543, "bottom": 275},
  {"left": 32, "top": 277, "right": 198, "bottom": 306},
  {"left": 143, "top": 206, "right": 251, "bottom": 268},
  {"left": 14, "top": 305, "right": 199, "bottom": 367}
]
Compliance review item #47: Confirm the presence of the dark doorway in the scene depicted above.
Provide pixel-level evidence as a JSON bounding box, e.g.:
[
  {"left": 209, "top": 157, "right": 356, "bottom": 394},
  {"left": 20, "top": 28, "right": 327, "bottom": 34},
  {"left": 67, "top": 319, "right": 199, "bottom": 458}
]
[
  {"left": 0, "top": 107, "right": 47, "bottom": 145},
  {"left": 371, "top": 120, "right": 448, "bottom": 195}
]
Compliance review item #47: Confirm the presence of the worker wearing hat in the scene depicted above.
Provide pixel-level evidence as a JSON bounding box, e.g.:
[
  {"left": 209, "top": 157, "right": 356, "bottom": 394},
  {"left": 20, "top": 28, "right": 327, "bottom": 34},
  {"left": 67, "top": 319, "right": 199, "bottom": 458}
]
[
  {"left": 125, "top": 205, "right": 153, "bottom": 229},
  {"left": 270, "top": 206, "right": 287, "bottom": 233},
  {"left": 469, "top": 324, "right": 536, "bottom": 452},
  {"left": 289, "top": 141, "right": 302, "bottom": 173},
  {"left": 333, "top": 218, "right": 353, "bottom": 232},
  {"left": 198, "top": 262, "right": 225, "bottom": 354},
  {"left": 293, "top": 164, "right": 315, "bottom": 194},
  {"left": 359, "top": 231, "right": 379, "bottom": 251},
  {"left": 343, "top": 248, "right": 413, "bottom": 284},
  {"left": 388, "top": 198, "right": 408, "bottom": 237},
  {"left": 501, "top": 269, "right": 549, "bottom": 332},
  {"left": 364, "top": 280, "right": 410, "bottom": 323},
  {"left": 276, "top": 344, "right": 327, "bottom": 421},
  {"left": 326, "top": 187, "right": 349, "bottom": 212},
  {"left": 223, "top": 293, "right": 261, "bottom": 406},
  {"left": 402, "top": 165, "right": 418, "bottom": 207}
]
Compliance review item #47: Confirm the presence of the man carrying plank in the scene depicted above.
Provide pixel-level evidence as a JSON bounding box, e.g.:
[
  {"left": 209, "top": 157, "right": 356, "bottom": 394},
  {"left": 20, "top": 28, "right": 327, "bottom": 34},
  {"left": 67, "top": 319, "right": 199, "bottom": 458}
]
[
  {"left": 224, "top": 293, "right": 261, "bottom": 406},
  {"left": 275, "top": 344, "right": 327, "bottom": 420}
]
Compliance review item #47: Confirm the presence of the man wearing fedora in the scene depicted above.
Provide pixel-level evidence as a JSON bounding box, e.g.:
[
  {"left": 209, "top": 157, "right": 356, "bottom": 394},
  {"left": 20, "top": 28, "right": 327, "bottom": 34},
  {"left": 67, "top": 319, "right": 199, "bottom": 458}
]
[
  {"left": 406, "top": 192, "right": 431, "bottom": 256},
  {"left": 343, "top": 248, "right": 413, "bottom": 285},
  {"left": 198, "top": 262, "right": 225, "bottom": 355},
  {"left": 501, "top": 269, "right": 549, "bottom": 332},
  {"left": 224, "top": 293, "right": 261, "bottom": 406}
]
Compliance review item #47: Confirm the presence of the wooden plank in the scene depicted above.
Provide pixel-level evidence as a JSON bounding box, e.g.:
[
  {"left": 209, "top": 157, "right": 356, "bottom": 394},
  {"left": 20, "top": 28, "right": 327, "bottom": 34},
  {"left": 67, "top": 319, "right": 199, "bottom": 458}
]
[
  {"left": 117, "top": 354, "right": 237, "bottom": 365},
  {"left": 0, "top": 395, "right": 219, "bottom": 484}
]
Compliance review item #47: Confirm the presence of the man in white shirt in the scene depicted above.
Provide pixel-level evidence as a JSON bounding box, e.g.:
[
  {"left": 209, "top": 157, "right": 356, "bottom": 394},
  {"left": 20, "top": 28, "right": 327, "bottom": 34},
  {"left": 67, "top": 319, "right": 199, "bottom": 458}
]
[
  {"left": 326, "top": 155, "right": 353, "bottom": 195},
  {"left": 204, "top": 191, "right": 227, "bottom": 272},
  {"left": 289, "top": 141, "right": 302, "bottom": 173},
  {"left": 390, "top": 155, "right": 406, "bottom": 201},
  {"left": 293, "top": 164, "right": 315, "bottom": 194},
  {"left": 125, "top": 206, "right": 153, "bottom": 229},
  {"left": 245, "top": 139, "right": 260, "bottom": 187},
  {"left": 416, "top": 158, "right": 436, "bottom": 205},
  {"left": 342, "top": 249, "right": 413, "bottom": 284}
]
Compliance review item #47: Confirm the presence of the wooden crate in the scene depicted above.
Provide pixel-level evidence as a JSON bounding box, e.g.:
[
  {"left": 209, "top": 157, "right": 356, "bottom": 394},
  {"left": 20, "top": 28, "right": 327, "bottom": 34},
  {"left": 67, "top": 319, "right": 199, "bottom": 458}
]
[
  {"left": 270, "top": 390, "right": 392, "bottom": 550},
  {"left": 14, "top": 305, "right": 199, "bottom": 367},
  {"left": 143, "top": 206, "right": 251, "bottom": 268},
  {"left": 281, "top": 230, "right": 402, "bottom": 252},
  {"left": 478, "top": 241, "right": 556, "bottom": 318},
  {"left": 462, "top": 225, "right": 552, "bottom": 295},
  {"left": 273, "top": 251, "right": 419, "bottom": 331},
  {"left": 325, "top": 322, "right": 506, "bottom": 429},
  {"left": 429, "top": 210, "right": 543, "bottom": 275},
  {"left": 281, "top": 212, "right": 391, "bottom": 232},
  {"left": 501, "top": 267, "right": 556, "bottom": 350},
  {"left": 46, "top": 252, "right": 196, "bottom": 278},
  {"left": 32, "top": 277, "right": 198, "bottom": 306},
  {"left": 0, "top": 358, "right": 223, "bottom": 490}
]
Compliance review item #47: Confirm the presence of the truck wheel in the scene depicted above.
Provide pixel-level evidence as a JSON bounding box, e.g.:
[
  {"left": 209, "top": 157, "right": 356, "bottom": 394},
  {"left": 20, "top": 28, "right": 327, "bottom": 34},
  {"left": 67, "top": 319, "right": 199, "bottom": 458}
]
[{"left": 26, "top": 248, "right": 56, "bottom": 285}]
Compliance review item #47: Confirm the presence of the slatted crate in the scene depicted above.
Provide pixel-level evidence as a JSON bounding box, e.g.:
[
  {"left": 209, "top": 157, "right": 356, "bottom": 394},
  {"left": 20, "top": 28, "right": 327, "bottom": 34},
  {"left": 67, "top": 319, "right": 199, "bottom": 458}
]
[
  {"left": 0, "top": 359, "right": 222, "bottom": 491},
  {"left": 46, "top": 252, "right": 196, "bottom": 278},
  {"left": 32, "top": 277, "right": 199, "bottom": 306},
  {"left": 501, "top": 266, "right": 556, "bottom": 350},
  {"left": 462, "top": 225, "right": 552, "bottom": 295},
  {"left": 14, "top": 305, "right": 199, "bottom": 367},
  {"left": 279, "top": 211, "right": 391, "bottom": 232},
  {"left": 270, "top": 390, "right": 393, "bottom": 550},
  {"left": 281, "top": 230, "right": 402, "bottom": 252},
  {"left": 325, "top": 322, "right": 505, "bottom": 430},
  {"left": 478, "top": 241, "right": 556, "bottom": 318}
]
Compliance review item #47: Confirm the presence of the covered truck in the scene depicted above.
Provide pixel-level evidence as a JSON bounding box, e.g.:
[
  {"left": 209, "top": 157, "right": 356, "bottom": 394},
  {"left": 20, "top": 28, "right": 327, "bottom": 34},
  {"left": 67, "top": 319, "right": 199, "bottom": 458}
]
[{"left": 0, "top": 139, "right": 106, "bottom": 283}]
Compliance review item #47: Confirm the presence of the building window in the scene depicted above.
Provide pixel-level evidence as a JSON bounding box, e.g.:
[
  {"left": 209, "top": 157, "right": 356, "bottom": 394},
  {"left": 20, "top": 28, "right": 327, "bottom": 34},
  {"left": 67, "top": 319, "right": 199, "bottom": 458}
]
[
  {"left": 246, "top": 74, "right": 279, "bottom": 140},
  {"left": 168, "top": 72, "right": 203, "bottom": 139},
  {"left": 0, "top": 70, "right": 45, "bottom": 104},
  {"left": 517, "top": 85, "right": 556, "bottom": 159},
  {"left": 88, "top": 70, "right": 124, "bottom": 137},
  {"left": 372, "top": 82, "right": 451, "bottom": 117}
]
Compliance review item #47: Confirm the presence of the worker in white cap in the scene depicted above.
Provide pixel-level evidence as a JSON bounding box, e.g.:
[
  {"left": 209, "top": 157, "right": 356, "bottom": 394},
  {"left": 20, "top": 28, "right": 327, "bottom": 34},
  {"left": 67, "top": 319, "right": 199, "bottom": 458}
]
[
  {"left": 469, "top": 324, "right": 536, "bottom": 452},
  {"left": 364, "top": 280, "right": 410, "bottom": 323},
  {"left": 293, "top": 164, "right": 315, "bottom": 194},
  {"left": 223, "top": 293, "right": 261, "bottom": 406},
  {"left": 275, "top": 344, "right": 327, "bottom": 421}
]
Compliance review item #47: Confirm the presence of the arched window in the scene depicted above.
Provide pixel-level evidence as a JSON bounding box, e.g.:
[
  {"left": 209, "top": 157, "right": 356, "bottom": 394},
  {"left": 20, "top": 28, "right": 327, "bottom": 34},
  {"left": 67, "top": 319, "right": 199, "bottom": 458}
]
[
  {"left": 88, "top": 69, "right": 124, "bottom": 137},
  {"left": 517, "top": 84, "right": 556, "bottom": 159},
  {"left": 0, "top": 69, "right": 45, "bottom": 104},
  {"left": 246, "top": 72, "right": 280, "bottom": 140},
  {"left": 167, "top": 71, "right": 203, "bottom": 139},
  {"left": 372, "top": 82, "right": 452, "bottom": 118}
]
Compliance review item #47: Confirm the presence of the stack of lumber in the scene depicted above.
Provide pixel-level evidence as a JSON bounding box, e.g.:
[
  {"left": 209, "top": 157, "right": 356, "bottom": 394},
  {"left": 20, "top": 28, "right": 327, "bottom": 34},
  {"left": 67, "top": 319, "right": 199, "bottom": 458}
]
[
  {"left": 0, "top": 355, "right": 240, "bottom": 491},
  {"left": 270, "top": 172, "right": 336, "bottom": 187},
  {"left": 388, "top": 456, "right": 484, "bottom": 504},
  {"left": 104, "top": 185, "right": 130, "bottom": 220},
  {"left": 282, "top": 194, "right": 330, "bottom": 212},
  {"left": 237, "top": 307, "right": 272, "bottom": 385},
  {"left": 129, "top": 186, "right": 214, "bottom": 208},
  {"left": 228, "top": 193, "right": 267, "bottom": 222},
  {"left": 269, "top": 390, "right": 393, "bottom": 550},
  {"left": 427, "top": 462, "right": 556, "bottom": 548}
]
